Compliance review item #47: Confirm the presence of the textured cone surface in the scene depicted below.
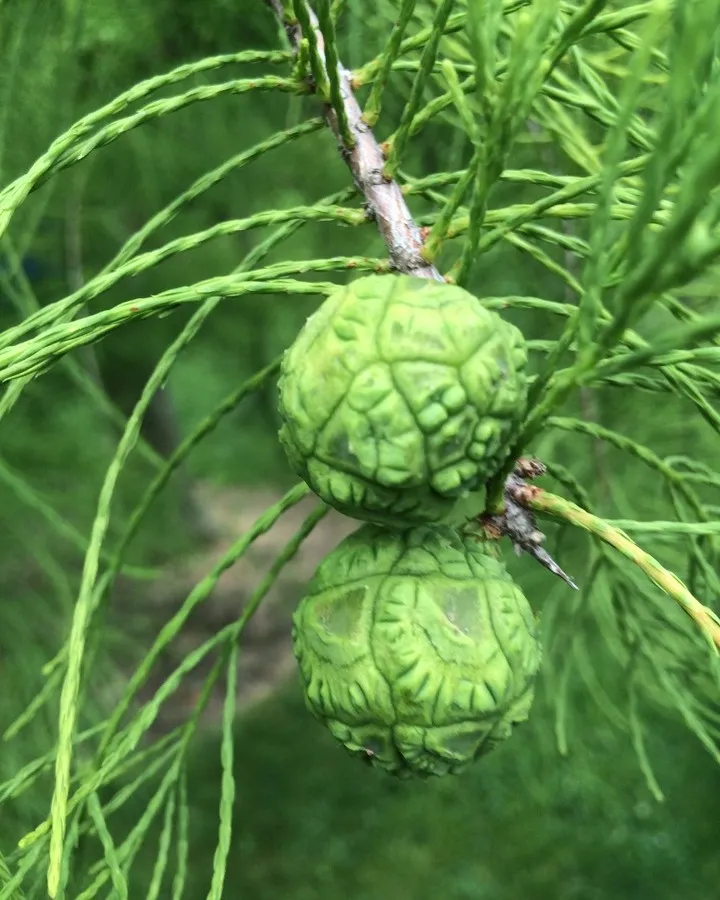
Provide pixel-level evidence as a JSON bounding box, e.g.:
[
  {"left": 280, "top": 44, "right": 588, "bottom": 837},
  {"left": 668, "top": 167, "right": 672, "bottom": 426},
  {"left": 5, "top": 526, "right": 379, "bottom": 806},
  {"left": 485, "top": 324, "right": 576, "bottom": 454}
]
[
  {"left": 292, "top": 524, "right": 542, "bottom": 777},
  {"left": 278, "top": 274, "right": 528, "bottom": 526}
]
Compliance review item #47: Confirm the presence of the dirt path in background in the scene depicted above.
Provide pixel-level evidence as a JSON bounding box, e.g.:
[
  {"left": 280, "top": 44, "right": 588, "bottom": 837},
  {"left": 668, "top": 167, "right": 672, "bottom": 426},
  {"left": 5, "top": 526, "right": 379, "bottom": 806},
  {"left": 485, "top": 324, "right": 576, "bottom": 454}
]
[{"left": 110, "top": 482, "right": 358, "bottom": 736}]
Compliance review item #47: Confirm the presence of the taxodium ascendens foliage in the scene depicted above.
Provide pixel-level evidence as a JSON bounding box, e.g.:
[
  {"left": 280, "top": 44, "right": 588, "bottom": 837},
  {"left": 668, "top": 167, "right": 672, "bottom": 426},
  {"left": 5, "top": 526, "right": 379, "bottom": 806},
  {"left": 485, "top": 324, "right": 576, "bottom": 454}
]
[{"left": 2, "top": 1, "right": 720, "bottom": 897}]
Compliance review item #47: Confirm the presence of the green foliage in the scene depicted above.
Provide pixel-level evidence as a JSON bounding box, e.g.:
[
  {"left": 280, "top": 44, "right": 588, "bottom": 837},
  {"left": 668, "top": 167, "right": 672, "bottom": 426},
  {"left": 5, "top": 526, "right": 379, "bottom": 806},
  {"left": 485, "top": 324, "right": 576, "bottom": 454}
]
[
  {"left": 84, "top": 680, "right": 720, "bottom": 900},
  {"left": 1, "top": 0, "right": 720, "bottom": 898}
]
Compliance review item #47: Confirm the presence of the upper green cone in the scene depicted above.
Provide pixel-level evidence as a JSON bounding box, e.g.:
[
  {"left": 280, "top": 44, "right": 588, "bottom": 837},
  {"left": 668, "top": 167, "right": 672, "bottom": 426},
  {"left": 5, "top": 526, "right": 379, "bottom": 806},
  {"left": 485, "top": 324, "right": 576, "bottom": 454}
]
[{"left": 277, "top": 274, "right": 528, "bottom": 526}]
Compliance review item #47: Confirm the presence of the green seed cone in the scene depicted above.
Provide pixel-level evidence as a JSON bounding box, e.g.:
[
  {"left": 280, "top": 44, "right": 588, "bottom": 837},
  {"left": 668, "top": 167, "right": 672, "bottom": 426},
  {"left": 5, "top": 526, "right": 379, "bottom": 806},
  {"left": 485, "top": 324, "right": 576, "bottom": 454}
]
[
  {"left": 278, "top": 274, "right": 528, "bottom": 527},
  {"left": 292, "top": 523, "right": 542, "bottom": 777}
]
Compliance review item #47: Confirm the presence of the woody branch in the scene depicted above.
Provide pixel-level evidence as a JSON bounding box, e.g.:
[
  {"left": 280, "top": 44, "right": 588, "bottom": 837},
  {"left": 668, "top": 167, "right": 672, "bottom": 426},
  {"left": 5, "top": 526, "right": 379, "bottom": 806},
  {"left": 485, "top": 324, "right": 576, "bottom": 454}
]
[{"left": 264, "top": 0, "right": 578, "bottom": 589}]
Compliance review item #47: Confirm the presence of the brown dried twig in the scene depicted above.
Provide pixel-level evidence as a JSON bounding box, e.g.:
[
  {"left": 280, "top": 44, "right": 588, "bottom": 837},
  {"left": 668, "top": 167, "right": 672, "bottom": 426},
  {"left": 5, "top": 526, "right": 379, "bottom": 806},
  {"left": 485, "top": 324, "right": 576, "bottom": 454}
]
[{"left": 265, "top": 0, "right": 576, "bottom": 588}]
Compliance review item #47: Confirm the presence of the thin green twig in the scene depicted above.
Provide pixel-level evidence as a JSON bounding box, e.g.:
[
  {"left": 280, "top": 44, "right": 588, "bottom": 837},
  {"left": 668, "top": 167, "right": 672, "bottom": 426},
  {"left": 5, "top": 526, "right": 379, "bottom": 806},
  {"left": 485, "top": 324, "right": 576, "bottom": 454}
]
[{"left": 518, "top": 485, "right": 720, "bottom": 652}]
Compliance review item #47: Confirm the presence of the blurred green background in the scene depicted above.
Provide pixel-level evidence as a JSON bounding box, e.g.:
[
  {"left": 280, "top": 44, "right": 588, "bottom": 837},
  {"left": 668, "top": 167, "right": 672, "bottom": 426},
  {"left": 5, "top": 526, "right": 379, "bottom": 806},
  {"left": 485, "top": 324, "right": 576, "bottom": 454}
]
[{"left": 1, "top": 1, "right": 719, "bottom": 898}]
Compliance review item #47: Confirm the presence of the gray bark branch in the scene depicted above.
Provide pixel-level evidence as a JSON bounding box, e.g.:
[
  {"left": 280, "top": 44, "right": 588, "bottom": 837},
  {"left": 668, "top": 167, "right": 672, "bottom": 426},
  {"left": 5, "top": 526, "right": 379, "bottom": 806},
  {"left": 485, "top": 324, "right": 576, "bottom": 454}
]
[
  {"left": 264, "top": 0, "right": 577, "bottom": 589},
  {"left": 267, "top": 0, "right": 440, "bottom": 277}
]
